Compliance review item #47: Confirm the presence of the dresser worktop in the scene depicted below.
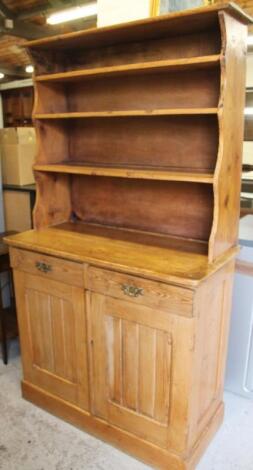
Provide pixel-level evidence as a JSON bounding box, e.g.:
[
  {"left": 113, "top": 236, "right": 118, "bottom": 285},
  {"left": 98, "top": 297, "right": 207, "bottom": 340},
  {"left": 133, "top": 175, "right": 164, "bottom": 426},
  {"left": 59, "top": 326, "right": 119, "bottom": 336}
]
[{"left": 5, "top": 225, "right": 238, "bottom": 288}]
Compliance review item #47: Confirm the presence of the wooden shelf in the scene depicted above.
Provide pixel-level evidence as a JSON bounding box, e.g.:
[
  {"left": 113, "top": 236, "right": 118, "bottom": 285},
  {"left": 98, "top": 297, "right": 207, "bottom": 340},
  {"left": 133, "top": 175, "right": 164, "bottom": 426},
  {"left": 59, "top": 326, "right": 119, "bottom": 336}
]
[
  {"left": 34, "top": 108, "right": 218, "bottom": 119},
  {"left": 35, "top": 55, "right": 221, "bottom": 83},
  {"left": 24, "top": 4, "right": 252, "bottom": 51},
  {"left": 33, "top": 163, "right": 214, "bottom": 184}
]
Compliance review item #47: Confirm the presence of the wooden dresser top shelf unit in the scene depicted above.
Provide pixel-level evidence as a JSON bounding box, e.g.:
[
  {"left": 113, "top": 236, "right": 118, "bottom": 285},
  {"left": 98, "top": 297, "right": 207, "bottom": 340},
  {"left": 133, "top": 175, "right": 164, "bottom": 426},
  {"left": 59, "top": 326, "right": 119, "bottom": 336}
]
[{"left": 8, "top": 1, "right": 249, "bottom": 269}]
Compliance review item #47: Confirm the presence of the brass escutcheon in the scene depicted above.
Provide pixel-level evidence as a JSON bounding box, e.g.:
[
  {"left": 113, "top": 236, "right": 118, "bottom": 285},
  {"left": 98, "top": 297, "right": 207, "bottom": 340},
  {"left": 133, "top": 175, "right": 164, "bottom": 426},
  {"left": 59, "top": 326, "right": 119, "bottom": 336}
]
[
  {"left": 35, "top": 261, "right": 52, "bottom": 273},
  {"left": 121, "top": 284, "right": 143, "bottom": 298}
]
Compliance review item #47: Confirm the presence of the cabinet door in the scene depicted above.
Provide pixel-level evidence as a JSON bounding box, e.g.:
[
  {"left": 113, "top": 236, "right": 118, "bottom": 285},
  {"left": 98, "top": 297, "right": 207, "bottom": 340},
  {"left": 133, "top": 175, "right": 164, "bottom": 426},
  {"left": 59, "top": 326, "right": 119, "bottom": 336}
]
[
  {"left": 14, "top": 270, "right": 89, "bottom": 410},
  {"left": 88, "top": 292, "right": 194, "bottom": 451}
]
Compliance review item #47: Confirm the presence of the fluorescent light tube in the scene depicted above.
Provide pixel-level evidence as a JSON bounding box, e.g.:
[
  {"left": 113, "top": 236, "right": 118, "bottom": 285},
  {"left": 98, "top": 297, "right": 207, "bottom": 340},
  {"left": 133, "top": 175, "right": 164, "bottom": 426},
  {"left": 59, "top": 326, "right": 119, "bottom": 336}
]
[
  {"left": 0, "top": 73, "right": 4, "bottom": 79},
  {"left": 47, "top": 3, "right": 97, "bottom": 25}
]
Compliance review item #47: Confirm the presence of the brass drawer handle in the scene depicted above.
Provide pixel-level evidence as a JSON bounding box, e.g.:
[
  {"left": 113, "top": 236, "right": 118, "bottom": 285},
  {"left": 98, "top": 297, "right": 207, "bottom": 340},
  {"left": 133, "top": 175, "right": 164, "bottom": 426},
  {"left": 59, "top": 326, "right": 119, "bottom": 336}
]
[
  {"left": 121, "top": 284, "right": 143, "bottom": 298},
  {"left": 35, "top": 261, "right": 52, "bottom": 273}
]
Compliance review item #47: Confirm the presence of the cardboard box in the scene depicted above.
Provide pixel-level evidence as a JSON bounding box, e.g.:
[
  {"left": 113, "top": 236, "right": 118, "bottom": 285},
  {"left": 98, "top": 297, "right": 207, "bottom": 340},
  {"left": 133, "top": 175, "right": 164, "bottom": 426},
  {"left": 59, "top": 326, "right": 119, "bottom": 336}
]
[
  {"left": 1, "top": 143, "right": 36, "bottom": 185},
  {"left": 243, "top": 141, "right": 253, "bottom": 165},
  {"left": 0, "top": 127, "right": 35, "bottom": 145},
  {"left": 3, "top": 189, "right": 32, "bottom": 232}
]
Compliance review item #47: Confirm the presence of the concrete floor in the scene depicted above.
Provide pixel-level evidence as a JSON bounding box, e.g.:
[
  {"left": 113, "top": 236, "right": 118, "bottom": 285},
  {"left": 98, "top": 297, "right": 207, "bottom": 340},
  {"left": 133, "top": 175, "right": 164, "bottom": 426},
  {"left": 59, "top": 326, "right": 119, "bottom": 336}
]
[{"left": 0, "top": 340, "right": 253, "bottom": 470}]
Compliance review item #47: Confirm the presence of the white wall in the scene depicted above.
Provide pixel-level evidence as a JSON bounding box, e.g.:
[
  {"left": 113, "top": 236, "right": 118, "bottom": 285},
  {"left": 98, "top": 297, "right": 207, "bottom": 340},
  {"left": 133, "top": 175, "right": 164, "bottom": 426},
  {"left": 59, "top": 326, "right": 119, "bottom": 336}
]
[
  {"left": 244, "top": 54, "right": 253, "bottom": 165},
  {"left": 246, "top": 53, "right": 253, "bottom": 88},
  {"left": 97, "top": 0, "right": 153, "bottom": 26}
]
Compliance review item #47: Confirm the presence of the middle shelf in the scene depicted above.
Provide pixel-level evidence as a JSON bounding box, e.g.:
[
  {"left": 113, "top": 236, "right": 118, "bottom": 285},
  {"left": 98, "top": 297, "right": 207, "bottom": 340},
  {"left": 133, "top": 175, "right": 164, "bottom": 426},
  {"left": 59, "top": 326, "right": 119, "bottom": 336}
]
[
  {"left": 35, "top": 54, "right": 221, "bottom": 83},
  {"left": 33, "top": 108, "right": 219, "bottom": 119},
  {"left": 33, "top": 162, "right": 214, "bottom": 183}
]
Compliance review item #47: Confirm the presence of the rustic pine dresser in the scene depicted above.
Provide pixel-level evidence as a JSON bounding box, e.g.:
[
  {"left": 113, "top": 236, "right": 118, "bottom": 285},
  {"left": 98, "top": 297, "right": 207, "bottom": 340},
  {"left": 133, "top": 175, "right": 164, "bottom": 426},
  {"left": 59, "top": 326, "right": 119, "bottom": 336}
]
[{"left": 5, "top": 3, "right": 252, "bottom": 469}]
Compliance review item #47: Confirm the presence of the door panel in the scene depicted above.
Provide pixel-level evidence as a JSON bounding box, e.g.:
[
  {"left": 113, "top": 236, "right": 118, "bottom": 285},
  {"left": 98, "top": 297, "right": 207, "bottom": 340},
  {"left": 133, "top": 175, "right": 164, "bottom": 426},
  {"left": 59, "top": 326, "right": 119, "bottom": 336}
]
[
  {"left": 88, "top": 292, "right": 194, "bottom": 450},
  {"left": 14, "top": 270, "right": 89, "bottom": 410},
  {"left": 105, "top": 317, "right": 172, "bottom": 420}
]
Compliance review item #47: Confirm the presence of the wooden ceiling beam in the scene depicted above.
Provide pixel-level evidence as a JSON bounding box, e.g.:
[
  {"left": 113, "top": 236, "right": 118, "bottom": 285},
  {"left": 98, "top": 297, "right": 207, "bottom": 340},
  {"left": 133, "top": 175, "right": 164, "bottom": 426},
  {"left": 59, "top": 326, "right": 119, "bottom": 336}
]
[
  {"left": 0, "top": 63, "right": 27, "bottom": 77},
  {"left": 16, "top": 0, "right": 94, "bottom": 20},
  {"left": 0, "top": 0, "right": 72, "bottom": 38},
  {"left": 16, "top": 5, "right": 51, "bottom": 20},
  {"left": 0, "top": 1, "right": 97, "bottom": 40},
  {"left": 0, "top": 16, "right": 52, "bottom": 38},
  {"left": 0, "top": 0, "right": 15, "bottom": 19}
]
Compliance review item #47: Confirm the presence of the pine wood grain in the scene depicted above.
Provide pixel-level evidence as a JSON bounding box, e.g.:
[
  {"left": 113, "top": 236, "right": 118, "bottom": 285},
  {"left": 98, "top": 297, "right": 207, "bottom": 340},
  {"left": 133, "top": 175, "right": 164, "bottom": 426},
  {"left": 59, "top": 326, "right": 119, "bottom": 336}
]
[
  {"left": 33, "top": 164, "right": 214, "bottom": 184},
  {"left": 208, "top": 11, "right": 248, "bottom": 261},
  {"left": 34, "top": 108, "right": 218, "bottom": 119},
  {"left": 187, "top": 261, "right": 234, "bottom": 450},
  {"left": 71, "top": 176, "right": 213, "bottom": 241},
  {"left": 37, "top": 116, "right": 219, "bottom": 173},
  {"left": 87, "top": 293, "right": 174, "bottom": 447},
  {"left": 24, "top": 3, "right": 251, "bottom": 50},
  {"left": 33, "top": 171, "right": 72, "bottom": 230},
  {"left": 86, "top": 266, "right": 193, "bottom": 316},
  {"left": 10, "top": 247, "right": 84, "bottom": 287},
  {"left": 21, "top": 379, "right": 225, "bottom": 470},
  {"left": 35, "top": 55, "right": 221, "bottom": 83},
  {"left": 13, "top": 270, "right": 89, "bottom": 410},
  {"left": 30, "top": 30, "right": 221, "bottom": 76},
  {"left": 6, "top": 5, "right": 250, "bottom": 470},
  {"left": 6, "top": 229, "right": 238, "bottom": 287}
]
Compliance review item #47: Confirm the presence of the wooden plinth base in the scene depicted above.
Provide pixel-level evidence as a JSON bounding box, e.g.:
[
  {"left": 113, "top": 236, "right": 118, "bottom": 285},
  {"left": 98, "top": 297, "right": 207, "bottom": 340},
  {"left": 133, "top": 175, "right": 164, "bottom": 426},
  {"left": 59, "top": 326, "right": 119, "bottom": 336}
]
[{"left": 22, "top": 380, "right": 224, "bottom": 470}]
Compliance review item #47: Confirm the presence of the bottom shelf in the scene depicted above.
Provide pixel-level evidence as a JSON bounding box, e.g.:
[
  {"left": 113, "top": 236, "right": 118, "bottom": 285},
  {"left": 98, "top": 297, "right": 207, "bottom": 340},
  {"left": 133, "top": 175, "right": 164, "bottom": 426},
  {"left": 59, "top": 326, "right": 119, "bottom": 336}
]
[{"left": 56, "top": 221, "right": 208, "bottom": 255}]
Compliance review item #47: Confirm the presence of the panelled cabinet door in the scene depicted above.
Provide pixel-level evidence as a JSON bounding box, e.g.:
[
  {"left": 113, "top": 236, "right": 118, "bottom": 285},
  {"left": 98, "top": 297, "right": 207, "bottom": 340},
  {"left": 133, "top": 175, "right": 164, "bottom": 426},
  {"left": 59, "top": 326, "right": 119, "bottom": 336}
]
[
  {"left": 14, "top": 270, "right": 89, "bottom": 410},
  {"left": 87, "top": 293, "right": 194, "bottom": 452}
]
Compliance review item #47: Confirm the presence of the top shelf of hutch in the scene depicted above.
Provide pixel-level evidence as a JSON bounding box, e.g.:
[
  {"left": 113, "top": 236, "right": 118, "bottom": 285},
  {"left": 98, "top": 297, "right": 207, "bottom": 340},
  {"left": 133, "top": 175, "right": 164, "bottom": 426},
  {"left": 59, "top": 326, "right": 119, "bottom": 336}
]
[
  {"left": 35, "top": 55, "right": 221, "bottom": 83},
  {"left": 24, "top": 3, "right": 252, "bottom": 52}
]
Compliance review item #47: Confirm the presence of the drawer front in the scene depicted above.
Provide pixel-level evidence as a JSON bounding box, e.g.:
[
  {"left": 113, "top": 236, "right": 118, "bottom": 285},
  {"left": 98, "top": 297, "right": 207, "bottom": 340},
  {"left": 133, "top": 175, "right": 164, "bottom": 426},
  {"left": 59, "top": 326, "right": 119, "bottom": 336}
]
[
  {"left": 87, "top": 267, "right": 193, "bottom": 317},
  {"left": 10, "top": 247, "right": 84, "bottom": 288}
]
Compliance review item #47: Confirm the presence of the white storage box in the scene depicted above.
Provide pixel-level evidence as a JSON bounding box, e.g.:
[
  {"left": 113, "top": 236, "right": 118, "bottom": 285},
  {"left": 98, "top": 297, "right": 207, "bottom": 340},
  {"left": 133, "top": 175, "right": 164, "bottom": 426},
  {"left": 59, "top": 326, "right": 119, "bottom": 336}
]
[{"left": 225, "top": 215, "right": 253, "bottom": 399}]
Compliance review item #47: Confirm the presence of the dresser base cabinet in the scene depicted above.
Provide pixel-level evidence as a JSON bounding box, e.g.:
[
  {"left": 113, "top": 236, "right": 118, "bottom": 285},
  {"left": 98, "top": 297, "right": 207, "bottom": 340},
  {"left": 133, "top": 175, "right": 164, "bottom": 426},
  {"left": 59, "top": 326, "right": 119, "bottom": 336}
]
[{"left": 11, "top": 244, "right": 234, "bottom": 470}]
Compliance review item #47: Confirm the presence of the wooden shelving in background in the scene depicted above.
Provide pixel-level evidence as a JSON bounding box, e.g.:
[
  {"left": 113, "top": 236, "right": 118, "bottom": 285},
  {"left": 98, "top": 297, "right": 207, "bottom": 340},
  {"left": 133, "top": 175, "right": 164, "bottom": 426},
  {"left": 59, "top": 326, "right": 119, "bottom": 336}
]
[{"left": 2, "top": 86, "right": 34, "bottom": 127}]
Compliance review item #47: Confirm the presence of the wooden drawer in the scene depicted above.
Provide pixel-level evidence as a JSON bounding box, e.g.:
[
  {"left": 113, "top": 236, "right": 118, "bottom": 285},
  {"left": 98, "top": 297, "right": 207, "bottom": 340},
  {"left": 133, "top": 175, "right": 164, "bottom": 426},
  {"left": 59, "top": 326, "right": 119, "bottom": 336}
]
[
  {"left": 87, "top": 267, "right": 193, "bottom": 317},
  {"left": 10, "top": 247, "right": 84, "bottom": 288}
]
